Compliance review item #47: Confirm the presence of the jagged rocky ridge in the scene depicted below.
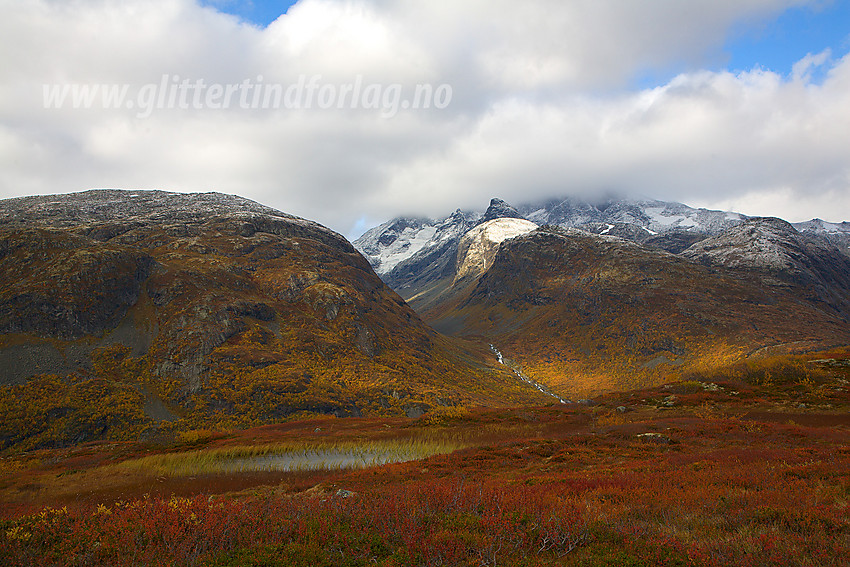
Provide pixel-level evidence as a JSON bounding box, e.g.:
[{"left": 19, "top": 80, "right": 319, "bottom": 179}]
[{"left": 354, "top": 196, "right": 850, "bottom": 302}]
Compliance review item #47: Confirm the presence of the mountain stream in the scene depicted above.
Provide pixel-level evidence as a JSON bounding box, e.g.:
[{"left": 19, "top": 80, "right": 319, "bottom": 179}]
[{"left": 489, "top": 345, "right": 567, "bottom": 404}]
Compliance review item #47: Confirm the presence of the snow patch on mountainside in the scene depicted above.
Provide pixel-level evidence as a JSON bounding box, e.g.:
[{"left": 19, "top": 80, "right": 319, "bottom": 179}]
[
  {"left": 373, "top": 224, "right": 437, "bottom": 273},
  {"left": 794, "top": 219, "right": 850, "bottom": 234},
  {"left": 455, "top": 218, "right": 538, "bottom": 282},
  {"left": 356, "top": 218, "right": 442, "bottom": 274}
]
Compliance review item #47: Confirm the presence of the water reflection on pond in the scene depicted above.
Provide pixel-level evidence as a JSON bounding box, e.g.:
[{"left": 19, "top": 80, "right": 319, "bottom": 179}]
[{"left": 220, "top": 448, "right": 420, "bottom": 473}]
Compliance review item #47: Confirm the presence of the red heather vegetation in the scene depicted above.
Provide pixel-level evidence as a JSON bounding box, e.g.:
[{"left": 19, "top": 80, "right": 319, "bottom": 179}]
[{"left": 1, "top": 352, "right": 849, "bottom": 566}]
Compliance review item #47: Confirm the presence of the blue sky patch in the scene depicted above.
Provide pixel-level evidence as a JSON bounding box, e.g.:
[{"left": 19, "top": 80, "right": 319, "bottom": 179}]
[
  {"left": 724, "top": 1, "right": 850, "bottom": 80},
  {"left": 201, "top": 0, "right": 298, "bottom": 27}
]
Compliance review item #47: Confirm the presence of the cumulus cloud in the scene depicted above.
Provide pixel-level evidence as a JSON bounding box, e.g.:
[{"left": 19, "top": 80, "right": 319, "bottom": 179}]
[{"left": 1, "top": 0, "right": 848, "bottom": 237}]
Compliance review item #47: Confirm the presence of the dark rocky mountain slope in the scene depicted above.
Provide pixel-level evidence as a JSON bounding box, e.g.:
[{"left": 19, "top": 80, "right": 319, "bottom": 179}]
[
  {"left": 0, "top": 190, "right": 548, "bottom": 449},
  {"left": 423, "top": 225, "right": 850, "bottom": 398}
]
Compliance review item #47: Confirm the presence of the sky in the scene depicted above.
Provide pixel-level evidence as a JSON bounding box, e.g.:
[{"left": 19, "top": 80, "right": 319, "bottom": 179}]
[{"left": 2, "top": 0, "right": 850, "bottom": 239}]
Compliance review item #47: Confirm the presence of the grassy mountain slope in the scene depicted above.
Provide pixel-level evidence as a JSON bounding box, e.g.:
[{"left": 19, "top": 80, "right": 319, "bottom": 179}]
[
  {"left": 0, "top": 191, "right": 549, "bottom": 450},
  {"left": 425, "top": 226, "right": 850, "bottom": 398}
]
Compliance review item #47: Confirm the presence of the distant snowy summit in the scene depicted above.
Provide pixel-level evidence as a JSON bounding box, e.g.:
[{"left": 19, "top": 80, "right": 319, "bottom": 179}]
[
  {"left": 521, "top": 197, "right": 746, "bottom": 235},
  {"left": 353, "top": 196, "right": 850, "bottom": 299}
]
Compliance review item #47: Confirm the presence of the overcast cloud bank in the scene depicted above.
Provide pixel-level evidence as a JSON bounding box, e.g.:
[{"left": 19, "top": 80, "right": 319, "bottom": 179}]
[{"left": 1, "top": 0, "right": 848, "bottom": 236}]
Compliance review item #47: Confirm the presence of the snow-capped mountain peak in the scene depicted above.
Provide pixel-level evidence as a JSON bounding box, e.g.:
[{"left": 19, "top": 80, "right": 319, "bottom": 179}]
[{"left": 353, "top": 195, "right": 849, "bottom": 301}]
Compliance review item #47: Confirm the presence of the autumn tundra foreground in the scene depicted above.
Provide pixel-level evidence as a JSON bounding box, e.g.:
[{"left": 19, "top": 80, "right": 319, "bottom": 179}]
[
  {"left": 2, "top": 355, "right": 850, "bottom": 566},
  {"left": 2, "top": 192, "right": 850, "bottom": 565}
]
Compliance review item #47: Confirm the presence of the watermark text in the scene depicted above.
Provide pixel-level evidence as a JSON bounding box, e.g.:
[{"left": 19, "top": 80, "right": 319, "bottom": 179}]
[{"left": 42, "top": 74, "right": 453, "bottom": 118}]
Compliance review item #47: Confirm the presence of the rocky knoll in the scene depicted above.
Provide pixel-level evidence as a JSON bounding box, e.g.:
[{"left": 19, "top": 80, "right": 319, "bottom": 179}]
[
  {"left": 683, "top": 217, "right": 850, "bottom": 320},
  {"left": 0, "top": 190, "right": 544, "bottom": 449}
]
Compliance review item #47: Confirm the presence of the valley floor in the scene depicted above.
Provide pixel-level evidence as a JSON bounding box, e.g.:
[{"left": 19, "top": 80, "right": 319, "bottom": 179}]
[{"left": 2, "top": 352, "right": 850, "bottom": 566}]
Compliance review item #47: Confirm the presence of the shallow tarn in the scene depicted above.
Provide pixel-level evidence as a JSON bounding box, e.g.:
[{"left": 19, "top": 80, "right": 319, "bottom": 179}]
[{"left": 220, "top": 448, "right": 419, "bottom": 473}]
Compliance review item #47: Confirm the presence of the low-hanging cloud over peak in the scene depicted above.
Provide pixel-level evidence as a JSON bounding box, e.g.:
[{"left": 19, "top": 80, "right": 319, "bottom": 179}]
[{"left": 1, "top": 0, "right": 848, "bottom": 237}]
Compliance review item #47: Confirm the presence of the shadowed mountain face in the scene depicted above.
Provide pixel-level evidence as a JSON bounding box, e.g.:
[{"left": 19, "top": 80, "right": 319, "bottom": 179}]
[
  {"left": 683, "top": 217, "right": 850, "bottom": 321},
  {"left": 423, "top": 225, "right": 850, "bottom": 397},
  {"left": 0, "top": 190, "right": 548, "bottom": 449}
]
